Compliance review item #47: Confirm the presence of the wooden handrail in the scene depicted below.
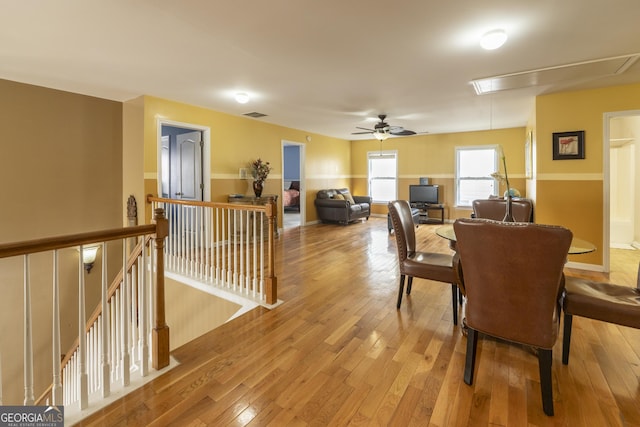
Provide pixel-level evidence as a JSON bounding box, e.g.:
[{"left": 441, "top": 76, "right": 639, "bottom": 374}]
[
  {"left": 146, "top": 194, "right": 270, "bottom": 212},
  {"left": 0, "top": 225, "right": 157, "bottom": 259}
]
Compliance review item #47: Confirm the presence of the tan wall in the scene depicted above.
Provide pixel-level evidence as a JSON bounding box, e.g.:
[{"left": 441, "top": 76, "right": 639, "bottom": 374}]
[
  {"left": 0, "top": 79, "right": 124, "bottom": 404},
  {"left": 535, "top": 82, "right": 640, "bottom": 265},
  {"left": 123, "top": 96, "right": 146, "bottom": 226}
]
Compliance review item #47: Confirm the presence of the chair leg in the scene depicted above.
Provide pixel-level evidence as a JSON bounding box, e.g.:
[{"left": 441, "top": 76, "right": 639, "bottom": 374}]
[
  {"left": 562, "top": 313, "right": 573, "bottom": 365},
  {"left": 406, "top": 276, "right": 413, "bottom": 295},
  {"left": 538, "top": 348, "right": 554, "bottom": 416},
  {"left": 464, "top": 328, "right": 478, "bottom": 385},
  {"left": 397, "top": 275, "right": 406, "bottom": 309},
  {"left": 451, "top": 284, "right": 458, "bottom": 325}
]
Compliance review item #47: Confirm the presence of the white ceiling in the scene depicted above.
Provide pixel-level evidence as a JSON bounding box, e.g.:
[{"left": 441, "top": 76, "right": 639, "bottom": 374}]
[{"left": 2, "top": 0, "right": 640, "bottom": 140}]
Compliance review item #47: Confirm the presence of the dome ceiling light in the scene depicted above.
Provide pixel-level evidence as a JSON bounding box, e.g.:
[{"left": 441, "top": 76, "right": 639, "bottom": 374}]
[
  {"left": 235, "top": 92, "right": 250, "bottom": 104},
  {"left": 480, "top": 29, "right": 508, "bottom": 50}
]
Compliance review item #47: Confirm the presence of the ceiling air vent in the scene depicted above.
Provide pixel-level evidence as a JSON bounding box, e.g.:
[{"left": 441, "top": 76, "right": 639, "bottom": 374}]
[
  {"left": 471, "top": 53, "right": 640, "bottom": 95},
  {"left": 243, "top": 112, "right": 268, "bottom": 118}
]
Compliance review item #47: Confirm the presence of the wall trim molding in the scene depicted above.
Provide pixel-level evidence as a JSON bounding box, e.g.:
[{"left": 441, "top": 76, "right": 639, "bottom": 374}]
[{"left": 536, "top": 173, "right": 603, "bottom": 181}]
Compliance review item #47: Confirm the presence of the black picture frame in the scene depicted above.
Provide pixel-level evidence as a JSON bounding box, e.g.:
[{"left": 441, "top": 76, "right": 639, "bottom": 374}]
[{"left": 552, "top": 130, "right": 585, "bottom": 160}]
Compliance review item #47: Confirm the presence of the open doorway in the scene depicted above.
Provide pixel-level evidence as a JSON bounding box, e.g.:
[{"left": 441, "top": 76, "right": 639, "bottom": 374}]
[
  {"left": 282, "top": 140, "right": 305, "bottom": 228},
  {"left": 604, "top": 111, "right": 640, "bottom": 272},
  {"left": 158, "top": 120, "right": 211, "bottom": 202}
]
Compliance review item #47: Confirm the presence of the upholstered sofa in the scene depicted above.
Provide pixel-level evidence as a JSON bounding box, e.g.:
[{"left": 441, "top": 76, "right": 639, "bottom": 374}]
[{"left": 315, "top": 188, "right": 371, "bottom": 224}]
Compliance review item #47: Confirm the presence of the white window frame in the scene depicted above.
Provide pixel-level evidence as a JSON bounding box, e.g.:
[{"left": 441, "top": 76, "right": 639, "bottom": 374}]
[
  {"left": 367, "top": 150, "right": 398, "bottom": 203},
  {"left": 455, "top": 145, "right": 499, "bottom": 207}
]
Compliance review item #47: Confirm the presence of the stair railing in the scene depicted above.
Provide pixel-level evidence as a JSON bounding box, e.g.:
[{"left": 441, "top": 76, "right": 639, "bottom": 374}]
[
  {"left": 147, "top": 196, "right": 278, "bottom": 305},
  {"left": 0, "top": 208, "right": 168, "bottom": 411}
]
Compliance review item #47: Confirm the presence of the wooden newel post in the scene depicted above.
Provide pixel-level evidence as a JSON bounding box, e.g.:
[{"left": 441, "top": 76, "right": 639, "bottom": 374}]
[
  {"left": 265, "top": 200, "right": 278, "bottom": 305},
  {"left": 152, "top": 208, "right": 170, "bottom": 369}
]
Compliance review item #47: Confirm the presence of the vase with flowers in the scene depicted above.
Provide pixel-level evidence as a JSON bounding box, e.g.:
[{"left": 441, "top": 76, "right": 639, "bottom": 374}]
[{"left": 250, "top": 158, "right": 271, "bottom": 197}]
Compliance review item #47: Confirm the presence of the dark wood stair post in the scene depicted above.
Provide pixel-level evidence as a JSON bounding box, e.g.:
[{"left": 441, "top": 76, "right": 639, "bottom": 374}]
[{"left": 152, "top": 208, "right": 170, "bottom": 369}]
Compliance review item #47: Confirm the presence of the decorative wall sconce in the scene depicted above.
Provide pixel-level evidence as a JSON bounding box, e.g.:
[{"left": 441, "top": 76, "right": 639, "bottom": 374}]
[{"left": 79, "top": 244, "right": 100, "bottom": 273}]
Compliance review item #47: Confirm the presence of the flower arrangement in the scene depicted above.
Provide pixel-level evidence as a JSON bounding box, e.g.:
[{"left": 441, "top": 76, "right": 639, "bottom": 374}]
[
  {"left": 250, "top": 158, "right": 271, "bottom": 183},
  {"left": 492, "top": 145, "right": 510, "bottom": 191},
  {"left": 490, "top": 145, "right": 520, "bottom": 197}
]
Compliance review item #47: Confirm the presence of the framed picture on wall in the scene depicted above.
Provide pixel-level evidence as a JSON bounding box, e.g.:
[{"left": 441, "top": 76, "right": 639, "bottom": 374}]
[
  {"left": 552, "top": 130, "right": 585, "bottom": 160},
  {"left": 525, "top": 130, "right": 533, "bottom": 178}
]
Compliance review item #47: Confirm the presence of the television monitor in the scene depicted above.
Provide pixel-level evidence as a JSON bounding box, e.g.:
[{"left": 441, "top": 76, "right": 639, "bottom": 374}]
[{"left": 409, "top": 184, "right": 439, "bottom": 206}]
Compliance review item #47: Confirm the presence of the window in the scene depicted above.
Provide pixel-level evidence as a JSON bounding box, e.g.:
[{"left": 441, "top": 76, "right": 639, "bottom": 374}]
[
  {"left": 368, "top": 150, "right": 397, "bottom": 203},
  {"left": 456, "top": 146, "right": 499, "bottom": 206}
]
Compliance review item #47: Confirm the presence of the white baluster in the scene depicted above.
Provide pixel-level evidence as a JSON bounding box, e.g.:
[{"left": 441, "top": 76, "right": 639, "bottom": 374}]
[
  {"left": 101, "top": 242, "right": 110, "bottom": 397},
  {"left": 130, "top": 263, "right": 138, "bottom": 368},
  {"left": 260, "top": 215, "right": 265, "bottom": 300},
  {"left": 139, "top": 243, "right": 149, "bottom": 377},
  {"left": 113, "top": 289, "right": 120, "bottom": 382},
  {"left": 51, "top": 251, "right": 62, "bottom": 404},
  {"left": 0, "top": 352, "right": 4, "bottom": 405},
  {"left": 23, "top": 255, "right": 35, "bottom": 405},
  {"left": 78, "top": 246, "right": 88, "bottom": 410},
  {"left": 122, "top": 241, "right": 130, "bottom": 386}
]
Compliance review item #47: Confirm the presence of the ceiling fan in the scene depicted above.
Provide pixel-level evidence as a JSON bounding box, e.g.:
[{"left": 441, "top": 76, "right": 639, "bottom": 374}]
[{"left": 352, "top": 114, "right": 417, "bottom": 140}]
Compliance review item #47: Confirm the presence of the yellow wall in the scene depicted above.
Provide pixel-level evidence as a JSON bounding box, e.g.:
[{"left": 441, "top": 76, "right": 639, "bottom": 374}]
[
  {"left": 140, "top": 96, "right": 351, "bottom": 225},
  {"left": 350, "top": 127, "right": 527, "bottom": 218},
  {"left": 535, "top": 82, "right": 640, "bottom": 265}
]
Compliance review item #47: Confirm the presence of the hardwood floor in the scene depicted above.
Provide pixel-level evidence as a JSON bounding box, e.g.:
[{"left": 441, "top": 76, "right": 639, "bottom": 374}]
[{"left": 78, "top": 218, "right": 640, "bottom": 426}]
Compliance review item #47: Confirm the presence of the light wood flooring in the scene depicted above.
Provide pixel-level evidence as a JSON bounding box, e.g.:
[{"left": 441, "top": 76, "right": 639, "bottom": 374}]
[{"left": 78, "top": 218, "right": 640, "bottom": 426}]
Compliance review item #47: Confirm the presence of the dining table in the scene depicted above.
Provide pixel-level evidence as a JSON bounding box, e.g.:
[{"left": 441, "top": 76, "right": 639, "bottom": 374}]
[{"left": 435, "top": 224, "right": 597, "bottom": 255}]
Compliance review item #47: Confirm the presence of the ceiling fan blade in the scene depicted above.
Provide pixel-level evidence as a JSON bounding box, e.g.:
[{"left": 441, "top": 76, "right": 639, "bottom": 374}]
[
  {"left": 352, "top": 131, "right": 374, "bottom": 135},
  {"left": 355, "top": 126, "right": 375, "bottom": 132},
  {"left": 390, "top": 129, "right": 417, "bottom": 136}
]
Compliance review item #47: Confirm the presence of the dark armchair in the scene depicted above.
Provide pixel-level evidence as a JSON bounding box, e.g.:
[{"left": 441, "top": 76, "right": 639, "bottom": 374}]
[
  {"left": 315, "top": 188, "right": 371, "bottom": 224},
  {"left": 472, "top": 198, "right": 534, "bottom": 222},
  {"left": 453, "top": 218, "right": 572, "bottom": 416}
]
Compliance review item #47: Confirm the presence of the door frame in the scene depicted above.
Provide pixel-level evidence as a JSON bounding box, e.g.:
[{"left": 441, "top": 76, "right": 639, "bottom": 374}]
[
  {"left": 157, "top": 119, "right": 211, "bottom": 202},
  {"left": 602, "top": 109, "right": 640, "bottom": 273},
  {"left": 282, "top": 139, "right": 306, "bottom": 227}
]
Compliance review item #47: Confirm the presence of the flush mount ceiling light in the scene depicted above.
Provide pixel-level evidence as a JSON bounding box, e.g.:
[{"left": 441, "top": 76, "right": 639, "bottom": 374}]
[
  {"left": 480, "top": 29, "right": 507, "bottom": 50},
  {"left": 235, "top": 92, "right": 250, "bottom": 104}
]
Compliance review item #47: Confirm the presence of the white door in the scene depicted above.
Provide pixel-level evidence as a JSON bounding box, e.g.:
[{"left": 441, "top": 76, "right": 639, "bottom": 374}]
[{"left": 171, "top": 131, "right": 203, "bottom": 201}]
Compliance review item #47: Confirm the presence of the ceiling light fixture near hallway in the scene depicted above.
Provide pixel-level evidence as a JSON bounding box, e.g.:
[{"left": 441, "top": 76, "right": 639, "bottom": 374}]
[
  {"left": 480, "top": 29, "right": 507, "bottom": 50},
  {"left": 235, "top": 92, "right": 250, "bottom": 104}
]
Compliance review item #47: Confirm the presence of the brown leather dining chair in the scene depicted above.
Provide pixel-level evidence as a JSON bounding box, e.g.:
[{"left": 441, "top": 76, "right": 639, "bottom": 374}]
[
  {"left": 453, "top": 218, "right": 572, "bottom": 416},
  {"left": 388, "top": 200, "right": 460, "bottom": 325},
  {"left": 562, "top": 263, "right": 640, "bottom": 365},
  {"left": 472, "top": 198, "right": 534, "bottom": 222}
]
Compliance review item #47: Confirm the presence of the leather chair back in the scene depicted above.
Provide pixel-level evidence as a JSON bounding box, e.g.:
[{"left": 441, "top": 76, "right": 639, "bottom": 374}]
[
  {"left": 388, "top": 200, "right": 418, "bottom": 265},
  {"left": 453, "top": 218, "right": 572, "bottom": 349},
  {"left": 472, "top": 198, "right": 534, "bottom": 222}
]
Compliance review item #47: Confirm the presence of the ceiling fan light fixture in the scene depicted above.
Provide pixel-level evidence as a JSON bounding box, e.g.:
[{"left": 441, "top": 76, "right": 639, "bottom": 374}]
[
  {"left": 480, "top": 29, "right": 507, "bottom": 50},
  {"left": 374, "top": 131, "right": 389, "bottom": 141},
  {"left": 235, "top": 92, "right": 250, "bottom": 104}
]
